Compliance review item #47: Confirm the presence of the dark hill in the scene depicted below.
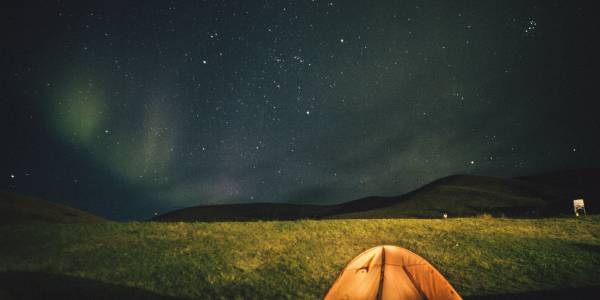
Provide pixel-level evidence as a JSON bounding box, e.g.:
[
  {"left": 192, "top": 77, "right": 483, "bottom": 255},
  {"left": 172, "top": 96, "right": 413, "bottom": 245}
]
[
  {"left": 152, "top": 169, "right": 599, "bottom": 222},
  {"left": 518, "top": 168, "right": 600, "bottom": 199},
  {"left": 328, "top": 174, "right": 575, "bottom": 219},
  {"left": 153, "top": 202, "right": 332, "bottom": 222},
  {"left": 0, "top": 191, "right": 106, "bottom": 224}
]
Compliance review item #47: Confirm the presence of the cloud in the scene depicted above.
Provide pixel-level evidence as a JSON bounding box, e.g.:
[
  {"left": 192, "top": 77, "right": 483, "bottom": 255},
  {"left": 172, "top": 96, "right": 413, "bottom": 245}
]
[{"left": 50, "top": 77, "right": 106, "bottom": 146}]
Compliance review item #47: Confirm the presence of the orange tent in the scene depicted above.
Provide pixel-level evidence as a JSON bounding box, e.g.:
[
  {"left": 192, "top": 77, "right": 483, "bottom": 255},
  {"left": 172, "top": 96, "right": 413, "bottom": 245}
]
[{"left": 324, "top": 245, "right": 461, "bottom": 300}]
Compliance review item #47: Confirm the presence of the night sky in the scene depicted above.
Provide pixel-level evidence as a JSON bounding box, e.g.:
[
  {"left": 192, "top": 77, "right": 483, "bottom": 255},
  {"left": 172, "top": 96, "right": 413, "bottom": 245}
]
[{"left": 2, "top": 1, "right": 599, "bottom": 220}]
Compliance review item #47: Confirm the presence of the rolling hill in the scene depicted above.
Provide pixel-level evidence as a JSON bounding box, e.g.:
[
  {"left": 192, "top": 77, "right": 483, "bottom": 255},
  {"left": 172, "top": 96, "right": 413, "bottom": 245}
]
[
  {"left": 0, "top": 191, "right": 106, "bottom": 224},
  {"left": 152, "top": 168, "right": 599, "bottom": 222}
]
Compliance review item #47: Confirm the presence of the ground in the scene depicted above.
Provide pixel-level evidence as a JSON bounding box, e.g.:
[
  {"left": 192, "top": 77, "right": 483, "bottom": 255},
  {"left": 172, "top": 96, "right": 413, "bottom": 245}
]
[{"left": 1, "top": 215, "right": 600, "bottom": 299}]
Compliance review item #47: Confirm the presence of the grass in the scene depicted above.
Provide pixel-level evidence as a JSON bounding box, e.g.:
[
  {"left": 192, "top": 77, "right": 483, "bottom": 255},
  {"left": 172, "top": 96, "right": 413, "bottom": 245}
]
[{"left": 1, "top": 216, "right": 600, "bottom": 299}]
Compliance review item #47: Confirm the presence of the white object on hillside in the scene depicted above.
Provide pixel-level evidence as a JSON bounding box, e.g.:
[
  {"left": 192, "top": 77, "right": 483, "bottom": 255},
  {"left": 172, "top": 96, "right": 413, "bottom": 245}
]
[{"left": 573, "top": 199, "right": 586, "bottom": 217}]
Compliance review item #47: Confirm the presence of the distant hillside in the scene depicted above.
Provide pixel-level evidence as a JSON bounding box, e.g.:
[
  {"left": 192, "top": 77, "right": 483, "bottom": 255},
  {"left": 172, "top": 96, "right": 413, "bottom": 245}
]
[
  {"left": 153, "top": 202, "right": 332, "bottom": 222},
  {"left": 152, "top": 169, "right": 599, "bottom": 222},
  {"left": 518, "top": 168, "right": 600, "bottom": 199},
  {"left": 328, "top": 175, "right": 571, "bottom": 219},
  {"left": 0, "top": 191, "right": 106, "bottom": 224}
]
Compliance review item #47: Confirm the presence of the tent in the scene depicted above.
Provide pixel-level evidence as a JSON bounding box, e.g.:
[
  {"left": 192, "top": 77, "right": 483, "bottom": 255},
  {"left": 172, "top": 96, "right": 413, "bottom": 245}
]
[{"left": 324, "top": 245, "right": 462, "bottom": 300}]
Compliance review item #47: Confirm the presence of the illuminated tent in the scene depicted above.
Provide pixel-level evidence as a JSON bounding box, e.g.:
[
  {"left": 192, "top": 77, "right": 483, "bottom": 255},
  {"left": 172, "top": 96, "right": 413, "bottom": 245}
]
[{"left": 324, "top": 245, "right": 462, "bottom": 300}]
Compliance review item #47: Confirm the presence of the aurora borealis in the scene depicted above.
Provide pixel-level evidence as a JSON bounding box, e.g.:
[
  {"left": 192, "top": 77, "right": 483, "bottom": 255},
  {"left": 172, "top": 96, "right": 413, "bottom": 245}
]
[{"left": 2, "top": 1, "right": 599, "bottom": 219}]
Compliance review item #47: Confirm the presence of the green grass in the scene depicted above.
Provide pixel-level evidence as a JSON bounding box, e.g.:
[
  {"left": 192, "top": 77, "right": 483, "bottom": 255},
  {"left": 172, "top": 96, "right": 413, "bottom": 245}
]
[{"left": 1, "top": 216, "right": 600, "bottom": 299}]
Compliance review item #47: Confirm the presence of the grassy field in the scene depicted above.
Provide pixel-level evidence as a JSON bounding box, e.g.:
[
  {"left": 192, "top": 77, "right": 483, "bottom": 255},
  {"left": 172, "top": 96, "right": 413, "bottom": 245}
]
[{"left": 1, "top": 216, "right": 600, "bottom": 299}]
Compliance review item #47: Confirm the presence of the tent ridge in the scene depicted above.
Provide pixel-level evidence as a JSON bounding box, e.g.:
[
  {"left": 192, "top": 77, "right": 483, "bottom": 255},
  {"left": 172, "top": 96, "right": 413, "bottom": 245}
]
[
  {"left": 376, "top": 246, "right": 386, "bottom": 300},
  {"left": 347, "top": 262, "right": 427, "bottom": 270}
]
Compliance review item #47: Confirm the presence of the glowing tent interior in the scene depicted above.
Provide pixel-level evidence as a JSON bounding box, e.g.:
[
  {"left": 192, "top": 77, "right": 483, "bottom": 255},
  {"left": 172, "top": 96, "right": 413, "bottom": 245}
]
[{"left": 324, "top": 245, "right": 462, "bottom": 300}]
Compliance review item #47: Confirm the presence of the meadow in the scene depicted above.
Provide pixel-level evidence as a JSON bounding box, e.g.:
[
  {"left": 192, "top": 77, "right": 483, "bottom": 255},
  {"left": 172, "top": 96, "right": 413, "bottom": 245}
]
[{"left": 1, "top": 215, "right": 600, "bottom": 299}]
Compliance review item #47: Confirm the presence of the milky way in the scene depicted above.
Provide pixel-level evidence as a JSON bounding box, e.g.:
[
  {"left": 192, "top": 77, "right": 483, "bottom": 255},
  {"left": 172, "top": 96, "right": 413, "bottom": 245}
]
[{"left": 2, "top": 1, "right": 599, "bottom": 219}]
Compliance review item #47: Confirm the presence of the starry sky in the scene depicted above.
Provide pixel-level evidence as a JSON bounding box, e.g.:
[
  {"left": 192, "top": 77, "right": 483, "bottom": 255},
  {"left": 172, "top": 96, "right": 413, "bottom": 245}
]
[{"left": 2, "top": 1, "right": 599, "bottom": 220}]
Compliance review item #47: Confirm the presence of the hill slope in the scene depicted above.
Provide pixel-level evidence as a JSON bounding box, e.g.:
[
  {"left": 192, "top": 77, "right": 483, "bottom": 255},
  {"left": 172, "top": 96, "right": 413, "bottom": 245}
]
[
  {"left": 154, "top": 202, "right": 332, "bottom": 222},
  {"left": 0, "top": 191, "right": 106, "bottom": 224},
  {"left": 518, "top": 168, "right": 600, "bottom": 200},
  {"left": 153, "top": 169, "right": 599, "bottom": 221}
]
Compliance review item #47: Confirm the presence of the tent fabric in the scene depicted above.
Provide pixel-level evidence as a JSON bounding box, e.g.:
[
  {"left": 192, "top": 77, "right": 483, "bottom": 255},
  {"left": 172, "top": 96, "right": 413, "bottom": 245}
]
[{"left": 324, "top": 245, "right": 462, "bottom": 300}]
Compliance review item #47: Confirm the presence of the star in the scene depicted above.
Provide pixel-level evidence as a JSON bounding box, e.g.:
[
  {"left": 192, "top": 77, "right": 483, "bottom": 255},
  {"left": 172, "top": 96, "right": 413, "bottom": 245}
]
[{"left": 3, "top": 0, "right": 597, "bottom": 223}]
